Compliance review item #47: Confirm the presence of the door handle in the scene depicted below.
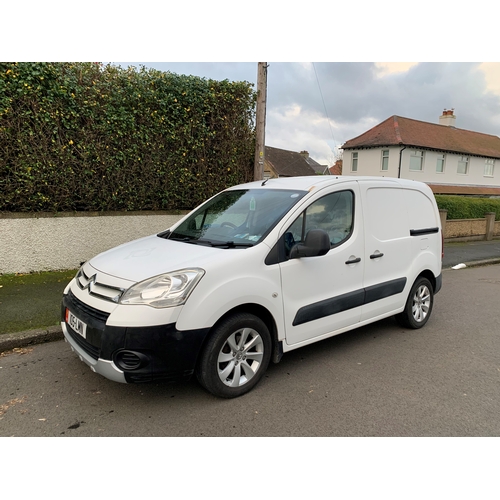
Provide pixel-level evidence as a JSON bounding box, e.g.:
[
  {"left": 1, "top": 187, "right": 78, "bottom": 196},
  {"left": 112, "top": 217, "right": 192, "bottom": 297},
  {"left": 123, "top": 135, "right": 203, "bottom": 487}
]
[
  {"left": 345, "top": 257, "right": 361, "bottom": 265},
  {"left": 370, "top": 252, "right": 384, "bottom": 259}
]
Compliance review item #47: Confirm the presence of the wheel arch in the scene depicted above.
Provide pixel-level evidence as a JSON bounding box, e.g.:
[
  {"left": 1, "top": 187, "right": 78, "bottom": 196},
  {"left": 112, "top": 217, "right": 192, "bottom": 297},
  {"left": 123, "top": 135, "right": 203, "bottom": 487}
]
[
  {"left": 196, "top": 303, "right": 283, "bottom": 369},
  {"left": 416, "top": 269, "right": 437, "bottom": 292},
  {"left": 396, "top": 272, "right": 435, "bottom": 329}
]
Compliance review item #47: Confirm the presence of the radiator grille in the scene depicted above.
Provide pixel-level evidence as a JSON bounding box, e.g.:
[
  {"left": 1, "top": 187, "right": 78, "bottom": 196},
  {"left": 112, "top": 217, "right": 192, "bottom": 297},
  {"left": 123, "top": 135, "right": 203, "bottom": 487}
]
[{"left": 67, "top": 290, "right": 110, "bottom": 323}]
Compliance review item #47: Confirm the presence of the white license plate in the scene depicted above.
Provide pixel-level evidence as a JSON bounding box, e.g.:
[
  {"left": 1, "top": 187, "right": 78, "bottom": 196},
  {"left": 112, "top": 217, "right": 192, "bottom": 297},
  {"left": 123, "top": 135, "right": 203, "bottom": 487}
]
[{"left": 66, "top": 308, "right": 87, "bottom": 338}]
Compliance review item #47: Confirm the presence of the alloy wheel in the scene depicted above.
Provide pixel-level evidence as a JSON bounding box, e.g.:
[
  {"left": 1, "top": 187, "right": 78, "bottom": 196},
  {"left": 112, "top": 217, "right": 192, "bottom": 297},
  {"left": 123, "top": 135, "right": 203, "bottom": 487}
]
[{"left": 217, "top": 327, "right": 264, "bottom": 387}]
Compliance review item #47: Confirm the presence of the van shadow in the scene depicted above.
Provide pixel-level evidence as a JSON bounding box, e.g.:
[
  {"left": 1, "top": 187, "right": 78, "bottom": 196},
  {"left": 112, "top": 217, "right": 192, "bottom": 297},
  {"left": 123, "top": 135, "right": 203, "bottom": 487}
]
[{"left": 59, "top": 316, "right": 404, "bottom": 403}]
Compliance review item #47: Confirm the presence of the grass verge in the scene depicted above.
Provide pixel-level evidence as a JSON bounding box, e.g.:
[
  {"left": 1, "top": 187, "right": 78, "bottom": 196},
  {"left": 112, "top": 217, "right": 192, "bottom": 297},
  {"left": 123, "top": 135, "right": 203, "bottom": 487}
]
[{"left": 0, "top": 269, "right": 77, "bottom": 335}]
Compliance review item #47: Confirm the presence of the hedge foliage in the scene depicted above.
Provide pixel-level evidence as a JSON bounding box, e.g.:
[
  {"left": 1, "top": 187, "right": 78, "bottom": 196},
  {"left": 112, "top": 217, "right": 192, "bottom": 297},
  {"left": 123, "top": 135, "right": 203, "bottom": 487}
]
[
  {"left": 435, "top": 195, "right": 500, "bottom": 220},
  {"left": 0, "top": 62, "right": 256, "bottom": 212}
]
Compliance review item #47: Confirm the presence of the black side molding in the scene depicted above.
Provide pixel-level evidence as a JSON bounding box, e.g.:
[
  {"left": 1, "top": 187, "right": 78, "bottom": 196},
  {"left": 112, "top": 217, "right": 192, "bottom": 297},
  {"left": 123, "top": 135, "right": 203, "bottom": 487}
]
[
  {"left": 292, "top": 277, "right": 407, "bottom": 326},
  {"left": 293, "top": 289, "right": 365, "bottom": 326},
  {"left": 410, "top": 227, "right": 439, "bottom": 236},
  {"left": 364, "top": 277, "right": 407, "bottom": 304}
]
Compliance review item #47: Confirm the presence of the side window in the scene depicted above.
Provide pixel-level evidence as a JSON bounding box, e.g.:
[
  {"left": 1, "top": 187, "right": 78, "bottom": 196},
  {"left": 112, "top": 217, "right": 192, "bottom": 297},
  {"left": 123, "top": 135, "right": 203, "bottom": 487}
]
[
  {"left": 381, "top": 150, "right": 389, "bottom": 171},
  {"left": 284, "top": 191, "right": 354, "bottom": 256},
  {"left": 351, "top": 152, "right": 358, "bottom": 172},
  {"left": 410, "top": 150, "right": 424, "bottom": 171}
]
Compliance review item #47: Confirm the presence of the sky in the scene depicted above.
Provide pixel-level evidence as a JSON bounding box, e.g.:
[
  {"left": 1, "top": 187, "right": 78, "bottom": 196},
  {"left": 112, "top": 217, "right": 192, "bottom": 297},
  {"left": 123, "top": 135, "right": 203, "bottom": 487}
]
[
  {"left": 5, "top": 2, "right": 500, "bottom": 170},
  {"left": 106, "top": 61, "right": 500, "bottom": 166}
]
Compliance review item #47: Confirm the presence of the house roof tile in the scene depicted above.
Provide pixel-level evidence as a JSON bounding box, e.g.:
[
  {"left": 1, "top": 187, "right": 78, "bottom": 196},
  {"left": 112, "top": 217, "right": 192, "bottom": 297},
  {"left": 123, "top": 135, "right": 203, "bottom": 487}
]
[
  {"left": 265, "top": 146, "right": 317, "bottom": 176},
  {"left": 303, "top": 155, "right": 329, "bottom": 174},
  {"left": 342, "top": 115, "right": 500, "bottom": 159},
  {"left": 329, "top": 159, "right": 342, "bottom": 175}
]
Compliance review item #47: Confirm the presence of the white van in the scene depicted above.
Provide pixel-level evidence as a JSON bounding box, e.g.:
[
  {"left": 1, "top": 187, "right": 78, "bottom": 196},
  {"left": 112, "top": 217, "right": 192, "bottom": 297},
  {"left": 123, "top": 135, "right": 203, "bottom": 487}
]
[{"left": 62, "top": 176, "right": 442, "bottom": 398}]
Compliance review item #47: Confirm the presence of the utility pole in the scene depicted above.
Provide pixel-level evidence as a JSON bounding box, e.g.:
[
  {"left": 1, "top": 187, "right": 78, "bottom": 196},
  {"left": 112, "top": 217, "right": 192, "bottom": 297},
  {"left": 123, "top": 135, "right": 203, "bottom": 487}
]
[{"left": 254, "top": 62, "right": 268, "bottom": 181}]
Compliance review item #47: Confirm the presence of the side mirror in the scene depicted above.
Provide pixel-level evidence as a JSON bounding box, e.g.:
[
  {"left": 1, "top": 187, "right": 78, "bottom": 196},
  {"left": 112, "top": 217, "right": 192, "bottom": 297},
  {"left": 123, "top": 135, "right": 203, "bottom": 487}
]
[{"left": 289, "top": 229, "right": 331, "bottom": 259}]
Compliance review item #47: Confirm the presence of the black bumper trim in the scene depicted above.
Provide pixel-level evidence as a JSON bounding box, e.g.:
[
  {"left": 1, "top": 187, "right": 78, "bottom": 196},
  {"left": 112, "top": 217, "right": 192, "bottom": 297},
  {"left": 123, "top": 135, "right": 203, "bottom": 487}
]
[
  {"left": 62, "top": 293, "right": 211, "bottom": 383},
  {"left": 435, "top": 273, "right": 442, "bottom": 294}
]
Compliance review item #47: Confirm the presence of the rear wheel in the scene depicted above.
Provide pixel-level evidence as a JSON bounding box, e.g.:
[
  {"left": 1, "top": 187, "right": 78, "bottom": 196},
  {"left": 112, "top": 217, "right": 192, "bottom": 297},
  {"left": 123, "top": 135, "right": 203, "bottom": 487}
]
[
  {"left": 396, "top": 276, "right": 434, "bottom": 329},
  {"left": 196, "top": 313, "right": 272, "bottom": 398}
]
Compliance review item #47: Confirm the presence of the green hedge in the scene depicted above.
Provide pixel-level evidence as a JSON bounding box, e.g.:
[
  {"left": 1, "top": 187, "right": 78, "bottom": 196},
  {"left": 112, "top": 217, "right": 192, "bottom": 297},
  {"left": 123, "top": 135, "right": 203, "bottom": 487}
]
[
  {"left": 435, "top": 195, "right": 500, "bottom": 220},
  {"left": 0, "top": 62, "right": 256, "bottom": 212}
]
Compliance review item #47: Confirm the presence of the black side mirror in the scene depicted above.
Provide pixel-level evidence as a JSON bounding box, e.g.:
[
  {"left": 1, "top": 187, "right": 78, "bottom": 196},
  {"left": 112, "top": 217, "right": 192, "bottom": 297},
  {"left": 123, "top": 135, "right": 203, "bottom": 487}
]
[{"left": 289, "top": 229, "right": 331, "bottom": 259}]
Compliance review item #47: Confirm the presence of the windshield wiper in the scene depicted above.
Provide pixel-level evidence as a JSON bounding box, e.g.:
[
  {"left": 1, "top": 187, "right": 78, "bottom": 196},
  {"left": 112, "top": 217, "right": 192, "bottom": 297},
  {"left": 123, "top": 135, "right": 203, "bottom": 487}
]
[
  {"left": 167, "top": 235, "right": 202, "bottom": 245},
  {"left": 206, "top": 241, "right": 254, "bottom": 248},
  {"left": 161, "top": 234, "right": 253, "bottom": 248},
  {"left": 157, "top": 230, "right": 171, "bottom": 239}
]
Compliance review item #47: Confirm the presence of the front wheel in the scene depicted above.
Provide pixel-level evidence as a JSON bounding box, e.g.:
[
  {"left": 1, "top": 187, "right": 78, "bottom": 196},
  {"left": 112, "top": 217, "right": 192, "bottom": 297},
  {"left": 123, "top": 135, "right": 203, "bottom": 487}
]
[
  {"left": 196, "top": 313, "right": 272, "bottom": 398},
  {"left": 396, "top": 276, "right": 434, "bottom": 329}
]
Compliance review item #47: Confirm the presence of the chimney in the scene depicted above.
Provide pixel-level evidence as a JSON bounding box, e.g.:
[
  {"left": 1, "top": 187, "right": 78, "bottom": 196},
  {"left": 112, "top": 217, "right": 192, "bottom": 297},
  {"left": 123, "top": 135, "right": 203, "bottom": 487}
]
[
  {"left": 299, "top": 150, "right": 309, "bottom": 158},
  {"left": 439, "top": 109, "right": 456, "bottom": 127}
]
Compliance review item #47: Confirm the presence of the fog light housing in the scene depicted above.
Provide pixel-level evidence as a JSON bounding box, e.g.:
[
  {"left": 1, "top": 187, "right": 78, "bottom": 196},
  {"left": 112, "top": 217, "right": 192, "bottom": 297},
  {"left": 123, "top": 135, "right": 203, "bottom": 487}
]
[{"left": 113, "top": 350, "right": 150, "bottom": 371}]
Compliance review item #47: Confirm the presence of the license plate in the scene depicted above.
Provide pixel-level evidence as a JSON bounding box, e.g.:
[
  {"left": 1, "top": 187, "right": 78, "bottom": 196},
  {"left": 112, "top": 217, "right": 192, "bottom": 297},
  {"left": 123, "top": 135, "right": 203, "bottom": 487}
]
[{"left": 65, "top": 308, "right": 87, "bottom": 338}]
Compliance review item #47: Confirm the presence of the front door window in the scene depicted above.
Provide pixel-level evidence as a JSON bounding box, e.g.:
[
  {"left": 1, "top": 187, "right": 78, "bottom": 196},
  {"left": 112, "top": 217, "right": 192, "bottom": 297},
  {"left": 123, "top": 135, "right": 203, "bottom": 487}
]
[{"left": 284, "top": 190, "right": 354, "bottom": 257}]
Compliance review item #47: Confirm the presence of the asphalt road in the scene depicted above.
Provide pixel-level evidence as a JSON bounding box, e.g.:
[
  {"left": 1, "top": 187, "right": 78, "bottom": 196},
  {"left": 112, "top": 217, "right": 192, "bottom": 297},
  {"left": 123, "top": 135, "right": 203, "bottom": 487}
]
[{"left": 1, "top": 264, "right": 500, "bottom": 437}]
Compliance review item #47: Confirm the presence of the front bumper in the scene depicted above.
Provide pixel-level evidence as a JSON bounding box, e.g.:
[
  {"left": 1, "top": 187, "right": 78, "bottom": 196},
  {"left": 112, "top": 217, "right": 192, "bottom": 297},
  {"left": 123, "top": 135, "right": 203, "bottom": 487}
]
[
  {"left": 62, "top": 321, "right": 127, "bottom": 382},
  {"left": 61, "top": 290, "right": 210, "bottom": 384}
]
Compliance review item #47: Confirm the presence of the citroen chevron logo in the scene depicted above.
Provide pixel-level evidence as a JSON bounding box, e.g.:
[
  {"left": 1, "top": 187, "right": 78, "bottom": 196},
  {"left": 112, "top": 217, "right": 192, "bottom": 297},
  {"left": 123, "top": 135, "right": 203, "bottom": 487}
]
[
  {"left": 82, "top": 274, "right": 97, "bottom": 293},
  {"left": 76, "top": 272, "right": 124, "bottom": 303}
]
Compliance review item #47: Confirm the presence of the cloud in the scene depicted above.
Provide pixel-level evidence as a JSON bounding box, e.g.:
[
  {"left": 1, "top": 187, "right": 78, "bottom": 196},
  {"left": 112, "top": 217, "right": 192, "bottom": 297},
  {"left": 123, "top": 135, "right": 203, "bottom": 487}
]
[
  {"left": 266, "top": 105, "right": 338, "bottom": 164},
  {"left": 375, "top": 62, "right": 419, "bottom": 77},
  {"left": 265, "top": 62, "right": 500, "bottom": 163},
  {"left": 479, "top": 63, "right": 500, "bottom": 96},
  {"left": 106, "top": 61, "right": 500, "bottom": 166}
]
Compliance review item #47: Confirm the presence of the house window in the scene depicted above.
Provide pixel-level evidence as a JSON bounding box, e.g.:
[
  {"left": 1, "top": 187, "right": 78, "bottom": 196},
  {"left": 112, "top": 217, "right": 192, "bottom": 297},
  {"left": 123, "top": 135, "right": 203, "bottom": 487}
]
[
  {"left": 381, "top": 150, "right": 389, "bottom": 171},
  {"left": 409, "top": 150, "right": 424, "bottom": 171},
  {"left": 351, "top": 152, "right": 358, "bottom": 172},
  {"left": 457, "top": 156, "right": 469, "bottom": 175},
  {"left": 436, "top": 154, "right": 445, "bottom": 173},
  {"left": 484, "top": 159, "right": 495, "bottom": 177}
]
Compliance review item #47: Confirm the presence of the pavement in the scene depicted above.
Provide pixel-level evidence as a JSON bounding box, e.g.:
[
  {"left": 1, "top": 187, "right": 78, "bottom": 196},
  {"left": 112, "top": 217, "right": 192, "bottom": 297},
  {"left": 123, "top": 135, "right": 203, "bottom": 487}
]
[{"left": 1, "top": 238, "right": 500, "bottom": 353}]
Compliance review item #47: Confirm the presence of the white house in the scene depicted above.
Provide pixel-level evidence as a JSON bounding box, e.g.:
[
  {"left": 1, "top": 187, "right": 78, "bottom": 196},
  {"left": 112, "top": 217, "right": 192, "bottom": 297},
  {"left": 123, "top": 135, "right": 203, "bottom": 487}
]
[{"left": 341, "top": 110, "right": 500, "bottom": 196}]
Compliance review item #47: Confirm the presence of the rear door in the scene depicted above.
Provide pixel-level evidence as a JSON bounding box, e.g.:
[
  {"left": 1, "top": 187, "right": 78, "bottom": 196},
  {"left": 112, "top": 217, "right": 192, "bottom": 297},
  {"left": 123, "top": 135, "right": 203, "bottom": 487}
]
[{"left": 279, "top": 181, "right": 365, "bottom": 346}]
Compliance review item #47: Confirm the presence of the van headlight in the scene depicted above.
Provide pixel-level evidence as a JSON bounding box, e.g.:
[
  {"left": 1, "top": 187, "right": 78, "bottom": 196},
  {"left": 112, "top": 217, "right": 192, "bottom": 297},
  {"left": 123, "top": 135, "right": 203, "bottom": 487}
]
[{"left": 120, "top": 268, "right": 205, "bottom": 308}]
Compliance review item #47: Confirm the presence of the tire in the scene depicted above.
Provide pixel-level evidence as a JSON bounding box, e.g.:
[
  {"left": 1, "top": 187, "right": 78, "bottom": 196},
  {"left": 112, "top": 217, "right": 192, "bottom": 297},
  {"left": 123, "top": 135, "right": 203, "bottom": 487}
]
[
  {"left": 196, "top": 312, "right": 272, "bottom": 398},
  {"left": 396, "top": 276, "right": 434, "bottom": 329}
]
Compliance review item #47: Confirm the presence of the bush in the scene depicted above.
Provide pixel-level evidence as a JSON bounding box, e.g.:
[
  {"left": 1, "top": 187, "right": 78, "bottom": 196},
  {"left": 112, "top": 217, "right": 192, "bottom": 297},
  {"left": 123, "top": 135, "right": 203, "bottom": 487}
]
[
  {"left": 0, "top": 62, "right": 256, "bottom": 212},
  {"left": 435, "top": 195, "right": 500, "bottom": 220}
]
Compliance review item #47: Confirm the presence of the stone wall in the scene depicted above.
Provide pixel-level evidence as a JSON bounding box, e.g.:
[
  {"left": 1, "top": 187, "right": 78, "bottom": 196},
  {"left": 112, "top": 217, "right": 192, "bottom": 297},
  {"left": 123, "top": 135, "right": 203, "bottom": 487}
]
[
  {"left": 440, "top": 211, "right": 500, "bottom": 242},
  {"left": 1, "top": 209, "right": 499, "bottom": 274},
  {"left": 0, "top": 211, "right": 187, "bottom": 274}
]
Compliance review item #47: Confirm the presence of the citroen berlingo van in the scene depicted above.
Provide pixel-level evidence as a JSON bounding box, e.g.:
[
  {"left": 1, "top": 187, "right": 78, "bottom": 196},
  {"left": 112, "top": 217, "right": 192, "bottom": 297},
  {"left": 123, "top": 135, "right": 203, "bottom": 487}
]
[{"left": 62, "top": 176, "right": 442, "bottom": 398}]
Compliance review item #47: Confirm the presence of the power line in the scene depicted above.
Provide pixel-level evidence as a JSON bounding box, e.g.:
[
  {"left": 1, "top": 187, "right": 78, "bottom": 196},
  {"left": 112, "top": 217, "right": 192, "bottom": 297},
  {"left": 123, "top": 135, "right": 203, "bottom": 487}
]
[{"left": 312, "top": 63, "right": 338, "bottom": 160}]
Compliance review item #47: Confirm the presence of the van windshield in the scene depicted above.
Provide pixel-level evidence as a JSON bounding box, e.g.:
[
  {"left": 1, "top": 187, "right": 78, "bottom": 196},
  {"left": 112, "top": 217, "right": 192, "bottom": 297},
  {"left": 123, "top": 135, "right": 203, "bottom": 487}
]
[{"left": 166, "top": 189, "right": 307, "bottom": 247}]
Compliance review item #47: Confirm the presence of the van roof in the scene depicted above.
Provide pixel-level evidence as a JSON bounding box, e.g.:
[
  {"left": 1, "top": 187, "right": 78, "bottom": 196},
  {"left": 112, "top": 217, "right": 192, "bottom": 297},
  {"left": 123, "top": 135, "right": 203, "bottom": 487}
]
[{"left": 229, "top": 176, "right": 428, "bottom": 192}]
